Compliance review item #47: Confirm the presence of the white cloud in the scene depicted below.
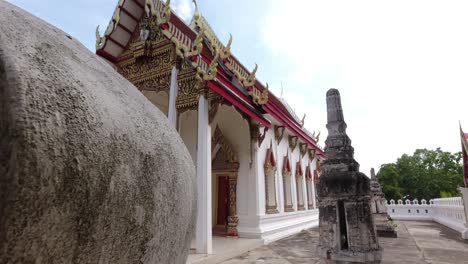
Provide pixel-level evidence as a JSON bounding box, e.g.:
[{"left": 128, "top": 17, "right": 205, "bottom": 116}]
[
  {"left": 258, "top": 0, "right": 468, "bottom": 174},
  {"left": 172, "top": 0, "right": 194, "bottom": 23}
]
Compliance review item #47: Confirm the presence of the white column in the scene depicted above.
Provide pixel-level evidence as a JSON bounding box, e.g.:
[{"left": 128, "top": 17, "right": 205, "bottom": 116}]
[
  {"left": 273, "top": 139, "right": 284, "bottom": 213},
  {"left": 196, "top": 95, "right": 212, "bottom": 254},
  {"left": 292, "top": 163, "right": 298, "bottom": 211},
  {"left": 246, "top": 136, "right": 261, "bottom": 218},
  {"left": 167, "top": 66, "right": 178, "bottom": 127},
  {"left": 277, "top": 170, "right": 285, "bottom": 213},
  {"left": 302, "top": 173, "right": 308, "bottom": 210},
  {"left": 312, "top": 180, "right": 317, "bottom": 209}
]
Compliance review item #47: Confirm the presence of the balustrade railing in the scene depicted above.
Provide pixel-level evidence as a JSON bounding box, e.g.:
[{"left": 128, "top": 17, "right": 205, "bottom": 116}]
[{"left": 386, "top": 197, "right": 468, "bottom": 239}]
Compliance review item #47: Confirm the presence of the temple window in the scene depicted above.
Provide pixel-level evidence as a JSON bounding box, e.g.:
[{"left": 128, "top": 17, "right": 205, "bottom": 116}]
[
  {"left": 295, "top": 161, "right": 305, "bottom": 210},
  {"left": 305, "top": 164, "right": 313, "bottom": 209},
  {"left": 264, "top": 144, "right": 278, "bottom": 214},
  {"left": 282, "top": 154, "right": 294, "bottom": 212}
]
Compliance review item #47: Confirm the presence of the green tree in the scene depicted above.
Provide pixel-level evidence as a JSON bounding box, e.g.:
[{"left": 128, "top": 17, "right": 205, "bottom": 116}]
[{"left": 377, "top": 148, "right": 463, "bottom": 201}]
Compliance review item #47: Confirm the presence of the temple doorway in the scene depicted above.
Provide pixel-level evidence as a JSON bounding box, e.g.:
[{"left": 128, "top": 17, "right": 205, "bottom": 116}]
[
  {"left": 211, "top": 126, "right": 239, "bottom": 237},
  {"left": 213, "top": 174, "right": 232, "bottom": 236}
]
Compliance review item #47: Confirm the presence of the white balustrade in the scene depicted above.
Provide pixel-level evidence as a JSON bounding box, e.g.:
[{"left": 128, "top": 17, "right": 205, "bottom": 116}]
[{"left": 387, "top": 197, "right": 468, "bottom": 239}]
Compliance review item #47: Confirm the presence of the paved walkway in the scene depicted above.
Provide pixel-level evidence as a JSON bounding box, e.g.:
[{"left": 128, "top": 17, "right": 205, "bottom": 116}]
[{"left": 221, "top": 221, "right": 468, "bottom": 264}]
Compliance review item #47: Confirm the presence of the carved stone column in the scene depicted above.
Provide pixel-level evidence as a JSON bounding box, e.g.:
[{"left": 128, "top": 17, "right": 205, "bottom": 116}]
[{"left": 227, "top": 175, "right": 239, "bottom": 236}]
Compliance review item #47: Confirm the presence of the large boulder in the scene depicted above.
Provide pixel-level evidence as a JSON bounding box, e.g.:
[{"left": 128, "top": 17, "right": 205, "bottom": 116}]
[{"left": 0, "top": 1, "right": 196, "bottom": 263}]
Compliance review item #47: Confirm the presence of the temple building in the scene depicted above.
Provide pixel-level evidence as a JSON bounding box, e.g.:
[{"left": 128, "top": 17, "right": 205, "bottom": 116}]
[{"left": 96, "top": 0, "right": 325, "bottom": 254}]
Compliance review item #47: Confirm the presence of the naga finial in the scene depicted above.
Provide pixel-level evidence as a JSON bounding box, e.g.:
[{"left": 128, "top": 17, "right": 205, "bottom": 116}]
[
  {"left": 300, "top": 114, "right": 306, "bottom": 127},
  {"left": 145, "top": 0, "right": 156, "bottom": 17},
  {"left": 251, "top": 63, "right": 258, "bottom": 75},
  {"left": 156, "top": 0, "right": 172, "bottom": 25},
  {"left": 243, "top": 63, "right": 257, "bottom": 87},
  {"left": 164, "top": 0, "right": 172, "bottom": 19},
  {"left": 316, "top": 131, "right": 321, "bottom": 143},
  {"left": 95, "top": 25, "right": 103, "bottom": 49},
  {"left": 192, "top": 0, "right": 200, "bottom": 23},
  {"left": 220, "top": 33, "right": 232, "bottom": 59},
  {"left": 202, "top": 50, "right": 219, "bottom": 81},
  {"left": 186, "top": 24, "right": 204, "bottom": 58}
]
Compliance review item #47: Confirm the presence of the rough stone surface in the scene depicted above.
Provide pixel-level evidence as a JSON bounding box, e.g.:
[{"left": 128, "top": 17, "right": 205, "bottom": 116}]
[
  {"left": 370, "top": 168, "right": 397, "bottom": 238},
  {"left": 0, "top": 1, "right": 196, "bottom": 263},
  {"left": 317, "top": 89, "right": 382, "bottom": 263}
]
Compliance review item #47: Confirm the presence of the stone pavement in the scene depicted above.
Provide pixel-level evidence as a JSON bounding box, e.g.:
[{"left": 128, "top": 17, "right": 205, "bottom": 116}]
[{"left": 221, "top": 221, "right": 468, "bottom": 264}]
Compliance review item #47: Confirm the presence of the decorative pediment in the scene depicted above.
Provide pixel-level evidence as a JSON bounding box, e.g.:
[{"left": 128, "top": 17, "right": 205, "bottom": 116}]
[
  {"left": 295, "top": 161, "right": 303, "bottom": 177},
  {"left": 299, "top": 143, "right": 307, "bottom": 157},
  {"left": 282, "top": 153, "right": 291, "bottom": 176},
  {"left": 212, "top": 126, "right": 239, "bottom": 171},
  {"left": 314, "top": 169, "right": 319, "bottom": 183},
  {"left": 274, "top": 125, "right": 285, "bottom": 144},
  {"left": 250, "top": 123, "right": 268, "bottom": 147},
  {"left": 305, "top": 164, "right": 312, "bottom": 180},
  {"left": 288, "top": 135, "right": 298, "bottom": 151},
  {"left": 308, "top": 148, "right": 316, "bottom": 160},
  {"left": 264, "top": 143, "right": 276, "bottom": 174}
]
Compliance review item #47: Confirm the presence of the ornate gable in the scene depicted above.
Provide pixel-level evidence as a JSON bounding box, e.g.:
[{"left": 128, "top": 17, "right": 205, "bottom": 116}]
[
  {"left": 282, "top": 153, "right": 292, "bottom": 176},
  {"left": 314, "top": 169, "right": 319, "bottom": 183},
  {"left": 305, "top": 164, "right": 312, "bottom": 180},
  {"left": 295, "top": 161, "right": 303, "bottom": 177},
  {"left": 212, "top": 126, "right": 238, "bottom": 171},
  {"left": 264, "top": 143, "right": 276, "bottom": 174}
]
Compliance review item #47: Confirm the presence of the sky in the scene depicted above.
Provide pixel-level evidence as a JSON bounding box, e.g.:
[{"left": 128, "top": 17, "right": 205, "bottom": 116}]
[{"left": 6, "top": 0, "right": 468, "bottom": 175}]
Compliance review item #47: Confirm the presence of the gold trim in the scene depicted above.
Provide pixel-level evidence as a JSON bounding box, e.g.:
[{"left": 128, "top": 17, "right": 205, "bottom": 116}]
[{"left": 248, "top": 84, "right": 268, "bottom": 105}]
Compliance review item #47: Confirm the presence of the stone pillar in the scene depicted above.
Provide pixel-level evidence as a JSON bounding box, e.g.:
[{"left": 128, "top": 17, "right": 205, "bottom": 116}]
[
  {"left": 317, "top": 89, "right": 382, "bottom": 263},
  {"left": 227, "top": 176, "right": 239, "bottom": 236},
  {"left": 196, "top": 94, "right": 212, "bottom": 254},
  {"left": 167, "top": 66, "right": 178, "bottom": 127}
]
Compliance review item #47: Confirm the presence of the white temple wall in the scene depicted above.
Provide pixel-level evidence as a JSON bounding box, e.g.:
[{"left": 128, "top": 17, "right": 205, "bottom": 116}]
[
  {"left": 238, "top": 128, "right": 319, "bottom": 242},
  {"left": 255, "top": 129, "right": 275, "bottom": 216},
  {"left": 290, "top": 145, "right": 301, "bottom": 210},
  {"left": 275, "top": 133, "right": 290, "bottom": 213},
  {"left": 178, "top": 110, "right": 198, "bottom": 163},
  {"left": 388, "top": 198, "right": 468, "bottom": 239}
]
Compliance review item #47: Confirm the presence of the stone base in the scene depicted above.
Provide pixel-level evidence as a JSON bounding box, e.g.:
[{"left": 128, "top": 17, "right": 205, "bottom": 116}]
[
  {"left": 318, "top": 248, "right": 383, "bottom": 264},
  {"left": 374, "top": 213, "right": 397, "bottom": 238},
  {"left": 376, "top": 228, "right": 397, "bottom": 238},
  {"left": 227, "top": 216, "right": 239, "bottom": 236},
  {"left": 266, "top": 208, "right": 280, "bottom": 214}
]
